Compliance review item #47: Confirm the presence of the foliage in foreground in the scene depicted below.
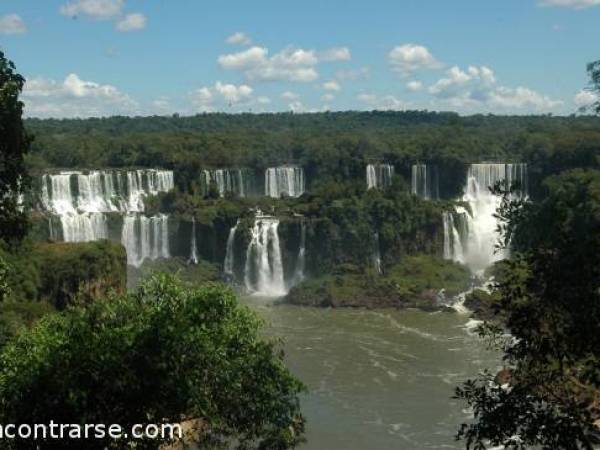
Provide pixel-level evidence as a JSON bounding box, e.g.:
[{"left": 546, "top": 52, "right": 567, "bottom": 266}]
[
  {"left": 0, "top": 50, "right": 30, "bottom": 246},
  {"left": 456, "top": 169, "right": 600, "bottom": 449},
  {"left": 0, "top": 274, "right": 305, "bottom": 450}
]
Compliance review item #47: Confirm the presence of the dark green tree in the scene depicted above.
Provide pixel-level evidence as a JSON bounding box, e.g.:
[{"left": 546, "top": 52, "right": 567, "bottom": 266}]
[
  {"left": 586, "top": 60, "right": 600, "bottom": 114},
  {"left": 456, "top": 169, "right": 600, "bottom": 449},
  {"left": 0, "top": 274, "right": 305, "bottom": 450},
  {"left": 0, "top": 51, "right": 30, "bottom": 245}
]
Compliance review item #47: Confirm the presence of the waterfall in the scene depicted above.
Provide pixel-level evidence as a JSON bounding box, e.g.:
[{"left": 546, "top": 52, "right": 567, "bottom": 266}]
[
  {"left": 40, "top": 169, "right": 174, "bottom": 267},
  {"left": 188, "top": 218, "right": 199, "bottom": 265},
  {"left": 366, "top": 164, "right": 394, "bottom": 190},
  {"left": 443, "top": 163, "right": 527, "bottom": 273},
  {"left": 244, "top": 216, "right": 286, "bottom": 296},
  {"left": 411, "top": 164, "right": 439, "bottom": 199},
  {"left": 372, "top": 232, "right": 382, "bottom": 274},
  {"left": 41, "top": 169, "right": 174, "bottom": 214},
  {"left": 60, "top": 213, "right": 108, "bottom": 243},
  {"left": 121, "top": 214, "right": 170, "bottom": 267},
  {"left": 292, "top": 221, "right": 306, "bottom": 285},
  {"left": 265, "top": 166, "right": 305, "bottom": 198},
  {"left": 223, "top": 221, "right": 239, "bottom": 279},
  {"left": 201, "top": 169, "right": 249, "bottom": 197}
]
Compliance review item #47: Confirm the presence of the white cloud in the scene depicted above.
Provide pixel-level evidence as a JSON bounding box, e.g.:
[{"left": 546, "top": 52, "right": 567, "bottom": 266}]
[
  {"left": 115, "top": 13, "right": 146, "bottom": 32},
  {"left": 214, "top": 81, "right": 253, "bottom": 103},
  {"left": 218, "top": 46, "right": 318, "bottom": 82},
  {"left": 256, "top": 96, "right": 271, "bottom": 104},
  {"left": 357, "top": 93, "right": 409, "bottom": 111},
  {"left": 406, "top": 80, "right": 423, "bottom": 92},
  {"left": 335, "top": 67, "right": 370, "bottom": 81},
  {"left": 388, "top": 44, "right": 441, "bottom": 75},
  {"left": 539, "top": 0, "right": 600, "bottom": 9},
  {"left": 219, "top": 43, "right": 349, "bottom": 83},
  {"left": 489, "top": 86, "right": 563, "bottom": 110},
  {"left": 0, "top": 14, "right": 27, "bottom": 35},
  {"left": 574, "top": 89, "right": 598, "bottom": 108},
  {"left": 190, "top": 87, "right": 213, "bottom": 112},
  {"left": 288, "top": 101, "right": 304, "bottom": 112},
  {"left": 318, "top": 47, "right": 351, "bottom": 62},
  {"left": 226, "top": 32, "right": 252, "bottom": 46},
  {"left": 427, "top": 65, "right": 562, "bottom": 113},
  {"left": 281, "top": 91, "right": 299, "bottom": 100},
  {"left": 60, "top": 0, "right": 124, "bottom": 19},
  {"left": 190, "top": 82, "right": 255, "bottom": 112},
  {"left": 23, "top": 73, "right": 137, "bottom": 118},
  {"left": 322, "top": 80, "right": 341, "bottom": 91},
  {"left": 321, "top": 93, "right": 335, "bottom": 102}
]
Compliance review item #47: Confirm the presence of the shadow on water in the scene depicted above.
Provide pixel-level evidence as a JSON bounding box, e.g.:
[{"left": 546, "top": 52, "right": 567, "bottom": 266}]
[{"left": 241, "top": 296, "right": 499, "bottom": 450}]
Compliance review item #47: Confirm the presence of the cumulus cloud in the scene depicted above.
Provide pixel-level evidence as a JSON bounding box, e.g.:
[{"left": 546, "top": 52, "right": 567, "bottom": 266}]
[
  {"left": 322, "top": 80, "right": 341, "bottom": 91},
  {"left": 406, "top": 80, "right": 423, "bottom": 92},
  {"left": 388, "top": 44, "right": 441, "bottom": 75},
  {"left": 357, "top": 93, "right": 409, "bottom": 111},
  {"left": 190, "top": 82, "right": 256, "bottom": 112},
  {"left": 427, "top": 65, "right": 562, "bottom": 113},
  {"left": 214, "top": 81, "right": 253, "bottom": 103},
  {"left": 335, "top": 67, "right": 370, "bottom": 81},
  {"left": 190, "top": 87, "right": 213, "bottom": 112},
  {"left": 218, "top": 43, "right": 350, "bottom": 83},
  {"left": 318, "top": 47, "right": 351, "bottom": 62},
  {"left": 60, "top": 0, "right": 124, "bottom": 19},
  {"left": 0, "top": 14, "right": 27, "bottom": 35},
  {"left": 287, "top": 101, "right": 304, "bottom": 112},
  {"left": 226, "top": 32, "right": 252, "bottom": 46},
  {"left": 281, "top": 91, "right": 299, "bottom": 100},
  {"left": 574, "top": 89, "right": 598, "bottom": 108},
  {"left": 115, "top": 13, "right": 146, "bottom": 32},
  {"left": 60, "top": 0, "right": 146, "bottom": 32},
  {"left": 23, "top": 73, "right": 137, "bottom": 118},
  {"left": 539, "top": 0, "right": 600, "bottom": 9},
  {"left": 218, "top": 46, "right": 318, "bottom": 82}
]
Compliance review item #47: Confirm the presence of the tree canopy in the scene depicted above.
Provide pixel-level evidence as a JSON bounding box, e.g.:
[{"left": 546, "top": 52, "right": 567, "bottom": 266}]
[
  {"left": 456, "top": 168, "right": 600, "bottom": 449},
  {"left": 0, "top": 51, "right": 30, "bottom": 246},
  {"left": 0, "top": 275, "right": 305, "bottom": 450}
]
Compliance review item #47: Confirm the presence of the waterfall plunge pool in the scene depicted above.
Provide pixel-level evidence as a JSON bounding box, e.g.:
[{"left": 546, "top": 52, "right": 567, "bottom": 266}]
[{"left": 242, "top": 296, "right": 499, "bottom": 450}]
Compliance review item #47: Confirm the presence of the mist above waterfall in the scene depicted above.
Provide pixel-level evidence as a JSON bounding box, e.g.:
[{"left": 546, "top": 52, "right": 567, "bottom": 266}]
[
  {"left": 444, "top": 163, "right": 528, "bottom": 273},
  {"left": 244, "top": 216, "right": 287, "bottom": 297}
]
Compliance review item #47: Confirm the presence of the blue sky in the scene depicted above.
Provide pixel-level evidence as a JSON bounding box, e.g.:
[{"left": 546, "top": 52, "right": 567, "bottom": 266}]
[{"left": 1, "top": 0, "right": 599, "bottom": 117}]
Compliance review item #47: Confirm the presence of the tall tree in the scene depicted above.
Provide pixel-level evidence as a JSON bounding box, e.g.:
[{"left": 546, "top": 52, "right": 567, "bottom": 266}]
[{"left": 0, "top": 51, "right": 30, "bottom": 245}]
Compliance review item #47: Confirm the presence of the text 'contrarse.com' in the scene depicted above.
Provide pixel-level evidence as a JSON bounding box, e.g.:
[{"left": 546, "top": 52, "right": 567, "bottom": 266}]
[{"left": 0, "top": 422, "right": 182, "bottom": 440}]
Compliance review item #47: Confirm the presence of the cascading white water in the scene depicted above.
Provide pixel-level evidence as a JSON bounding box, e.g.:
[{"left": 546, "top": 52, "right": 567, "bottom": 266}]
[
  {"left": 41, "top": 169, "right": 174, "bottom": 266},
  {"left": 189, "top": 218, "right": 199, "bottom": 264},
  {"left": 41, "top": 169, "right": 174, "bottom": 215},
  {"left": 201, "top": 169, "right": 249, "bottom": 197},
  {"left": 60, "top": 213, "right": 108, "bottom": 242},
  {"left": 366, "top": 164, "right": 394, "bottom": 190},
  {"left": 265, "top": 166, "right": 305, "bottom": 198},
  {"left": 223, "top": 221, "right": 239, "bottom": 279},
  {"left": 244, "top": 216, "right": 286, "bottom": 296},
  {"left": 292, "top": 221, "right": 306, "bottom": 285},
  {"left": 121, "top": 214, "right": 170, "bottom": 267},
  {"left": 443, "top": 163, "right": 527, "bottom": 273},
  {"left": 372, "top": 231, "right": 382, "bottom": 274},
  {"left": 411, "top": 164, "right": 439, "bottom": 199}
]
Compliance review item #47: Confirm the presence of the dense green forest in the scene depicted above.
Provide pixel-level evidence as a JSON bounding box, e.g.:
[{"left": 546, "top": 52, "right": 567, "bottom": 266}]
[{"left": 25, "top": 112, "right": 600, "bottom": 199}]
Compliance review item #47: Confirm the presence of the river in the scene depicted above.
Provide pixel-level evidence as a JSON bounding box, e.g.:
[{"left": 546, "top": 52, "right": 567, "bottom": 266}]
[{"left": 242, "top": 298, "right": 498, "bottom": 450}]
